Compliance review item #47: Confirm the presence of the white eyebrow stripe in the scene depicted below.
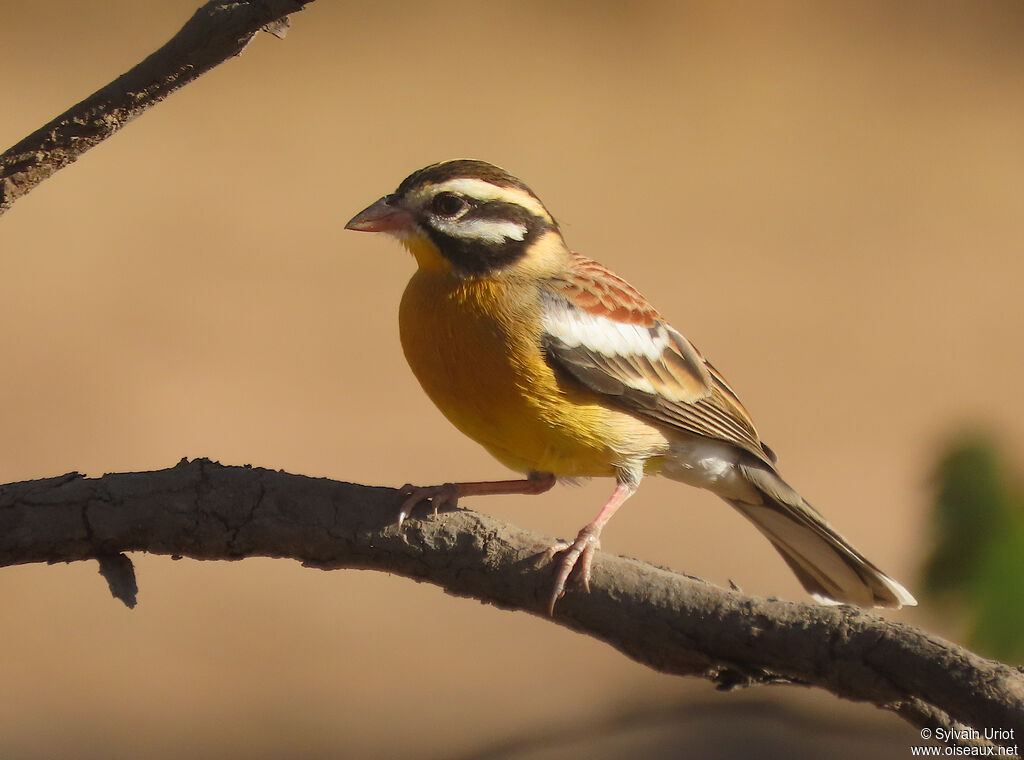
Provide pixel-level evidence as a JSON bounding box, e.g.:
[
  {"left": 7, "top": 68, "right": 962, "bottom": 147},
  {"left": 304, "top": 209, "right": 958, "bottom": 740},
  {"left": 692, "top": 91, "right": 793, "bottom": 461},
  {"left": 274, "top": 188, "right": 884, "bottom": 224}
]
[
  {"left": 431, "top": 217, "right": 528, "bottom": 243},
  {"left": 422, "top": 178, "right": 552, "bottom": 222}
]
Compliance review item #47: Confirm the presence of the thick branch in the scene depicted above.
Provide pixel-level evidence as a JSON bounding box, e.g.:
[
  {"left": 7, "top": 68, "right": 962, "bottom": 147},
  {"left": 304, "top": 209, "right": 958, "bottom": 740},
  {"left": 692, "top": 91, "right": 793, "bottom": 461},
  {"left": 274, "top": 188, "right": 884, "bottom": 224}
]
[
  {"left": 0, "top": 0, "right": 313, "bottom": 217},
  {"left": 1, "top": 460, "right": 1021, "bottom": 749}
]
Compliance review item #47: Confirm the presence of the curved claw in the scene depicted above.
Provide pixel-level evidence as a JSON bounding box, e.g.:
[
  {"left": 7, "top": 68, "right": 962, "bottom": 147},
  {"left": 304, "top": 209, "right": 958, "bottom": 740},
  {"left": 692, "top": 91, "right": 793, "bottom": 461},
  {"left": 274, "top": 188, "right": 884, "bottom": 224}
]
[
  {"left": 545, "top": 525, "right": 601, "bottom": 615},
  {"left": 396, "top": 482, "right": 460, "bottom": 529}
]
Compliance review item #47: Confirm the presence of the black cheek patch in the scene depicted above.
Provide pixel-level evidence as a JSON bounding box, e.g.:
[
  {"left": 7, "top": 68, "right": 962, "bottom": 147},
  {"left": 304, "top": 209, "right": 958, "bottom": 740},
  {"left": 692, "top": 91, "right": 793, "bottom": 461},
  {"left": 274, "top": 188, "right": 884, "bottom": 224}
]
[{"left": 424, "top": 227, "right": 531, "bottom": 277}]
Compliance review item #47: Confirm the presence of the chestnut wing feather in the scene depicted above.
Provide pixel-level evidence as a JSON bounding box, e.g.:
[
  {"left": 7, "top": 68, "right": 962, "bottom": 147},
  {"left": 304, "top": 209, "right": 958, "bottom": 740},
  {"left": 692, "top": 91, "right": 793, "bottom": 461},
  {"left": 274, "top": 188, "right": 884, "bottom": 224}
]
[{"left": 541, "top": 255, "right": 774, "bottom": 464}]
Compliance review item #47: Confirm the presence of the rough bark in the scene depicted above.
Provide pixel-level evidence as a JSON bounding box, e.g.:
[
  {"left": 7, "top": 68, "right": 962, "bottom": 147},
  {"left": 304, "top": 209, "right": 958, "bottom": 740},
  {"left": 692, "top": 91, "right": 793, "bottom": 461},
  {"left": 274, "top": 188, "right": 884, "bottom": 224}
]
[
  {"left": 0, "top": 0, "right": 312, "bottom": 217},
  {"left": 1, "top": 459, "right": 1021, "bottom": 752}
]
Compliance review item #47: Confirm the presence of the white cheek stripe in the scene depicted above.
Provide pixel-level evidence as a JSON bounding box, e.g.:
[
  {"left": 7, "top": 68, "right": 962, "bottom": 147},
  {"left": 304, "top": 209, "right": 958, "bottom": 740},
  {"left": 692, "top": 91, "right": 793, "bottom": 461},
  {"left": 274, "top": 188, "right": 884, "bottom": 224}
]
[
  {"left": 431, "top": 217, "right": 528, "bottom": 243},
  {"left": 418, "top": 178, "right": 552, "bottom": 223},
  {"left": 543, "top": 300, "right": 669, "bottom": 361}
]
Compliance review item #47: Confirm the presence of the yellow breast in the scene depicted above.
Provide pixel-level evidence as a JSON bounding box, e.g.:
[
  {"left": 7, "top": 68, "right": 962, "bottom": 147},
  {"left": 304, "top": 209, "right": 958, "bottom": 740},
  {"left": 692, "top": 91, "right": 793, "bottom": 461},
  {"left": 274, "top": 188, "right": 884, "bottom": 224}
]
[{"left": 398, "top": 251, "right": 667, "bottom": 477}]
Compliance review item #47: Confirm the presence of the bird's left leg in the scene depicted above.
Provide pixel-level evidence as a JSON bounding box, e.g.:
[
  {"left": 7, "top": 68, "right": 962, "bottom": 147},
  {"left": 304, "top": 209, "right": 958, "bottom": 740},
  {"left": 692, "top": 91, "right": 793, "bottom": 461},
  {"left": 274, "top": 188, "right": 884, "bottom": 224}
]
[
  {"left": 397, "top": 471, "right": 556, "bottom": 527},
  {"left": 547, "top": 472, "right": 639, "bottom": 615}
]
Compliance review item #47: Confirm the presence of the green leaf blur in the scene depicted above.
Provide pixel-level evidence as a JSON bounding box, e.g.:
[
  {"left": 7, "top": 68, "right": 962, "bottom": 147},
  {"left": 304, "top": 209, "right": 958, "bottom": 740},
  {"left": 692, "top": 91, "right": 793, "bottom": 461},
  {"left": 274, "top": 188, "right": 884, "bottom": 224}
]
[{"left": 923, "top": 436, "right": 1024, "bottom": 661}]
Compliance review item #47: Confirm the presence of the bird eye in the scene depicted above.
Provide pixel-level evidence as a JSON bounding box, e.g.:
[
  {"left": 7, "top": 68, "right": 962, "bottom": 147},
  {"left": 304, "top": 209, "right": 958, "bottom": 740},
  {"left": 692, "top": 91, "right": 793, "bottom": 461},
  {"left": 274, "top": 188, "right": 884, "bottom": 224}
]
[{"left": 431, "top": 192, "right": 468, "bottom": 218}]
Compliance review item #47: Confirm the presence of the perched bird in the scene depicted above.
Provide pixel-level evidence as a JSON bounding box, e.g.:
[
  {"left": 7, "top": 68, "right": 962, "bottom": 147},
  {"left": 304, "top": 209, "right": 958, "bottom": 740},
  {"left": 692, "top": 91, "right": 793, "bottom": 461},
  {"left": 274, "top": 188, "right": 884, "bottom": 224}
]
[{"left": 345, "top": 159, "right": 916, "bottom": 613}]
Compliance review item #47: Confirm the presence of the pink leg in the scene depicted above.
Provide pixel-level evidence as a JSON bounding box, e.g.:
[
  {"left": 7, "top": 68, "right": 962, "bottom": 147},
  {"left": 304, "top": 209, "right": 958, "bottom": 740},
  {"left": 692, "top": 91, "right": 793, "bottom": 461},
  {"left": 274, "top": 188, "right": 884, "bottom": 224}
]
[
  {"left": 547, "top": 480, "right": 637, "bottom": 615},
  {"left": 397, "top": 472, "right": 556, "bottom": 527}
]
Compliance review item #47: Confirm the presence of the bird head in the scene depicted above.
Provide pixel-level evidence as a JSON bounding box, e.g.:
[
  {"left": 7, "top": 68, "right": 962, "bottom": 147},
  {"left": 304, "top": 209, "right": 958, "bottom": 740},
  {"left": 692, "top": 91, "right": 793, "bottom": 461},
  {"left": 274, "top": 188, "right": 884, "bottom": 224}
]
[{"left": 346, "top": 160, "right": 563, "bottom": 277}]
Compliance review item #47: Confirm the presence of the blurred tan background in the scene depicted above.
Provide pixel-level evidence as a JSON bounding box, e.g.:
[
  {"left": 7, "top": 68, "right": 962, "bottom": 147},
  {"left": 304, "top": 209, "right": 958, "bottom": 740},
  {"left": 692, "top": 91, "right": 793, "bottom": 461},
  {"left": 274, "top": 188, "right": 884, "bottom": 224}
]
[{"left": 2, "top": 1, "right": 1023, "bottom": 758}]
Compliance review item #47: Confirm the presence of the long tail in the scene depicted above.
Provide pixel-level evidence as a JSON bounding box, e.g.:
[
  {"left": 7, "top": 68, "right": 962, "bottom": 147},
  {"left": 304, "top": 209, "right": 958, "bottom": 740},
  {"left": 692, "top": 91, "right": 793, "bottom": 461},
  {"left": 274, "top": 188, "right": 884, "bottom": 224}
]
[{"left": 726, "top": 463, "right": 917, "bottom": 608}]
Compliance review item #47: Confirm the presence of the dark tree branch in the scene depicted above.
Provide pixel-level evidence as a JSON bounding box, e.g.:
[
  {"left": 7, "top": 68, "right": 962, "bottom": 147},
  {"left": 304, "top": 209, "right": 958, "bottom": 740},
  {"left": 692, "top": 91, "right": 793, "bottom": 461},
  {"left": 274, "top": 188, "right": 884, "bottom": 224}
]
[
  {"left": 1, "top": 459, "right": 1020, "bottom": 751},
  {"left": 0, "top": 0, "right": 314, "bottom": 217}
]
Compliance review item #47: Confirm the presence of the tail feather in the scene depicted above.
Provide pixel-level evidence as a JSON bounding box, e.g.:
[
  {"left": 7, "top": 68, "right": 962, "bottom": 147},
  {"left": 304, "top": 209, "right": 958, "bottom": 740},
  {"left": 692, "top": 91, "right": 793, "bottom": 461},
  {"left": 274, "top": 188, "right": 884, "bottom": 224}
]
[{"left": 728, "top": 464, "right": 917, "bottom": 609}]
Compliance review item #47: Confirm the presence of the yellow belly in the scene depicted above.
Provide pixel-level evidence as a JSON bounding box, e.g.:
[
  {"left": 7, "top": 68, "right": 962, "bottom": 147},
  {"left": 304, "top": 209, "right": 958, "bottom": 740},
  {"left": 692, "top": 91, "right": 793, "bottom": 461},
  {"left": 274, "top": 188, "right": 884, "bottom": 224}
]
[{"left": 399, "top": 269, "right": 666, "bottom": 477}]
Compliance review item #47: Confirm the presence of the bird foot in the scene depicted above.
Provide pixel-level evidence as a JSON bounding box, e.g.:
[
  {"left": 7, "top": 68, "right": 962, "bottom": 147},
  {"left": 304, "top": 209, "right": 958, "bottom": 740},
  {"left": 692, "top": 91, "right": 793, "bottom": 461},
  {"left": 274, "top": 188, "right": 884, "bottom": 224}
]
[
  {"left": 544, "top": 524, "right": 601, "bottom": 615},
  {"left": 396, "top": 482, "right": 460, "bottom": 528}
]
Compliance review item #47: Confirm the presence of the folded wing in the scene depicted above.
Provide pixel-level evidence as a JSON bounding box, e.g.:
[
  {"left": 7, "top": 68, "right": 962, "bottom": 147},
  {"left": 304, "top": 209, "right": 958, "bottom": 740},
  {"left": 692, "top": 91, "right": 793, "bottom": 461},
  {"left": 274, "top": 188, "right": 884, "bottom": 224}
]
[{"left": 541, "top": 254, "right": 774, "bottom": 464}]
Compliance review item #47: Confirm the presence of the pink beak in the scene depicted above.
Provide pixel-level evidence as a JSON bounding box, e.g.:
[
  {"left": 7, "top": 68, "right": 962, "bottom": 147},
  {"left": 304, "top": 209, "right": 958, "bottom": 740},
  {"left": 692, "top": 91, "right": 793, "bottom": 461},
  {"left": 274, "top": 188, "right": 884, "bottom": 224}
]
[{"left": 345, "top": 195, "right": 413, "bottom": 233}]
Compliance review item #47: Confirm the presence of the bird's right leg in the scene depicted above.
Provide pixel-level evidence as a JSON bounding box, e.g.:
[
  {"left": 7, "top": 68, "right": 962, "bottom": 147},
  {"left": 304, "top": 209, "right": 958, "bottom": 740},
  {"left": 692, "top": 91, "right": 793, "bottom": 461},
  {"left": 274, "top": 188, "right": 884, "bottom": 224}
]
[{"left": 397, "top": 471, "right": 556, "bottom": 527}]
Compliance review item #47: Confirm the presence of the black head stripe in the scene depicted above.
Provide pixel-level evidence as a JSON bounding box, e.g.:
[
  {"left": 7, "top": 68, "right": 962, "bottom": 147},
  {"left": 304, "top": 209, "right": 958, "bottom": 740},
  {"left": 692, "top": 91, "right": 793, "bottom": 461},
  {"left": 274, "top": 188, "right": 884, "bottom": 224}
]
[
  {"left": 396, "top": 159, "right": 536, "bottom": 198},
  {"left": 466, "top": 199, "right": 538, "bottom": 226}
]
